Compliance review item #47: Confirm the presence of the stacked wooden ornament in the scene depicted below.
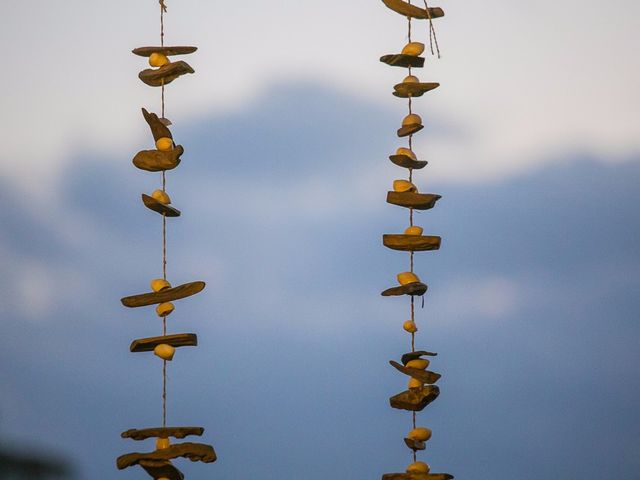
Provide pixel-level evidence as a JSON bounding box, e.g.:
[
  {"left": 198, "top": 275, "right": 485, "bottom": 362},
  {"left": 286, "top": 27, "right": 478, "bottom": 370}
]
[
  {"left": 379, "top": 1, "right": 453, "bottom": 479},
  {"left": 116, "top": 3, "right": 215, "bottom": 479}
]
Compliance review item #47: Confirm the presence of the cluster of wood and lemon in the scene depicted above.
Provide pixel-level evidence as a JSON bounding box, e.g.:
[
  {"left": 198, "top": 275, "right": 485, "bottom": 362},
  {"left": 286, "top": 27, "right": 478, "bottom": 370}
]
[
  {"left": 116, "top": 3, "right": 215, "bottom": 480},
  {"left": 380, "top": 1, "right": 453, "bottom": 480}
]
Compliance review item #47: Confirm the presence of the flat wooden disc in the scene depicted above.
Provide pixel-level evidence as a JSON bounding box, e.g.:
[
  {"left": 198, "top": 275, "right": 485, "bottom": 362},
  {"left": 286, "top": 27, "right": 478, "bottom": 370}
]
[
  {"left": 382, "top": 474, "right": 454, "bottom": 480},
  {"left": 389, "top": 385, "right": 440, "bottom": 412},
  {"left": 389, "top": 154, "right": 428, "bottom": 169},
  {"left": 381, "top": 0, "right": 445, "bottom": 20},
  {"left": 380, "top": 54, "right": 425, "bottom": 68},
  {"left": 130, "top": 333, "right": 197, "bottom": 353},
  {"left": 117, "top": 442, "right": 217, "bottom": 470},
  {"left": 393, "top": 82, "right": 440, "bottom": 98},
  {"left": 389, "top": 360, "right": 441, "bottom": 384},
  {"left": 381, "top": 282, "right": 428, "bottom": 297},
  {"left": 383, "top": 234, "right": 441, "bottom": 252},
  {"left": 139, "top": 61, "right": 195, "bottom": 87},
  {"left": 133, "top": 46, "right": 198, "bottom": 57},
  {"left": 401, "top": 351, "right": 437, "bottom": 365},
  {"left": 403, "top": 437, "right": 426, "bottom": 451},
  {"left": 121, "top": 281, "right": 205, "bottom": 308},
  {"left": 140, "top": 460, "right": 184, "bottom": 480},
  {"left": 122, "top": 427, "right": 204, "bottom": 441},
  {"left": 386, "top": 191, "right": 441, "bottom": 210},
  {"left": 132, "top": 146, "right": 184, "bottom": 172},
  {"left": 397, "top": 124, "right": 424, "bottom": 137},
  {"left": 142, "top": 194, "right": 181, "bottom": 217}
]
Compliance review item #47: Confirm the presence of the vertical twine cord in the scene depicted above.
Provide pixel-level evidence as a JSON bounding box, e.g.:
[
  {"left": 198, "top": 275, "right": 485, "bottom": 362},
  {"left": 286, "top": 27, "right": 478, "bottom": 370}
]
[
  {"left": 160, "top": 0, "right": 168, "bottom": 431},
  {"left": 423, "top": 0, "right": 441, "bottom": 58}
]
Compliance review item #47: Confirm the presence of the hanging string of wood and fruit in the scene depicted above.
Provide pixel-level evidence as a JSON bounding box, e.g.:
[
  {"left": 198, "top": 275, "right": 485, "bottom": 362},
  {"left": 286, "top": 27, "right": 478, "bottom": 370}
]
[
  {"left": 116, "top": 2, "right": 216, "bottom": 479},
  {"left": 380, "top": 1, "right": 453, "bottom": 479}
]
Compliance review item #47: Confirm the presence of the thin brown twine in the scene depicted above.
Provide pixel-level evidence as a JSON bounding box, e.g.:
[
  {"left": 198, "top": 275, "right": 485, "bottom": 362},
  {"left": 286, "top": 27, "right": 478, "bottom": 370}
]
[
  {"left": 160, "top": 0, "right": 168, "bottom": 430},
  {"left": 423, "top": 0, "right": 441, "bottom": 58}
]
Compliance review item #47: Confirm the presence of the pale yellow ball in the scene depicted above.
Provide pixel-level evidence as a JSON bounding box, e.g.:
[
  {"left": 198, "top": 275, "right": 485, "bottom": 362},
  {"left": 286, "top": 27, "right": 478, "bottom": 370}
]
[
  {"left": 402, "top": 113, "right": 423, "bottom": 127},
  {"left": 401, "top": 42, "right": 425, "bottom": 56},
  {"left": 393, "top": 179, "right": 417, "bottom": 193},
  {"left": 406, "top": 359, "right": 430, "bottom": 370},
  {"left": 408, "top": 377, "right": 423, "bottom": 389},
  {"left": 404, "top": 226, "right": 424, "bottom": 236},
  {"left": 403, "top": 320, "right": 418, "bottom": 333},
  {"left": 407, "top": 461, "right": 430, "bottom": 474},
  {"left": 150, "top": 278, "right": 171, "bottom": 292},
  {"left": 397, "top": 272, "right": 420, "bottom": 285},
  {"left": 403, "top": 75, "right": 420, "bottom": 84},
  {"left": 408, "top": 427, "right": 432, "bottom": 442},
  {"left": 154, "top": 343, "right": 175, "bottom": 361},
  {"left": 149, "top": 52, "right": 170, "bottom": 67},
  {"left": 151, "top": 189, "right": 171, "bottom": 205},
  {"left": 156, "top": 437, "right": 171, "bottom": 450},
  {"left": 156, "top": 302, "right": 175, "bottom": 317},
  {"left": 156, "top": 137, "right": 173, "bottom": 152},
  {"left": 395, "top": 147, "right": 417, "bottom": 160}
]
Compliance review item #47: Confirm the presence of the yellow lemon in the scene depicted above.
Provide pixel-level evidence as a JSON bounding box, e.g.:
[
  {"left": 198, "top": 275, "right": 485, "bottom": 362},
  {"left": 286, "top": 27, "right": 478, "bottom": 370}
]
[
  {"left": 401, "top": 42, "right": 425, "bottom": 56},
  {"left": 156, "top": 302, "right": 175, "bottom": 317},
  {"left": 403, "top": 320, "right": 417, "bottom": 333},
  {"left": 393, "top": 180, "right": 417, "bottom": 193},
  {"left": 149, "top": 52, "right": 170, "bottom": 67},
  {"left": 154, "top": 344, "right": 175, "bottom": 361},
  {"left": 407, "top": 461, "right": 430, "bottom": 474},
  {"left": 156, "top": 137, "right": 173, "bottom": 151},
  {"left": 156, "top": 437, "right": 171, "bottom": 450},
  {"left": 404, "top": 226, "right": 424, "bottom": 236},
  {"left": 406, "top": 359, "right": 430, "bottom": 370},
  {"left": 408, "top": 427, "right": 432, "bottom": 442},
  {"left": 395, "top": 147, "right": 417, "bottom": 160},
  {"left": 408, "top": 377, "right": 423, "bottom": 389},
  {"left": 150, "top": 278, "right": 171, "bottom": 292},
  {"left": 397, "top": 272, "right": 420, "bottom": 285},
  {"left": 151, "top": 189, "right": 171, "bottom": 205},
  {"left": 402, "top": 113, "right": 422, "bottom": 126},
  {"left": 403, "top": 75, "right": 420, "bottom": 84}
]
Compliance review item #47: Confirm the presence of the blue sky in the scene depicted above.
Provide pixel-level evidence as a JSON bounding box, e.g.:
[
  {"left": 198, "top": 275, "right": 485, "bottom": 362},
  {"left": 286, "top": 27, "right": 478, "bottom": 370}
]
[{"left": 1, "top": 1, "right": 639, "bottom": 479}]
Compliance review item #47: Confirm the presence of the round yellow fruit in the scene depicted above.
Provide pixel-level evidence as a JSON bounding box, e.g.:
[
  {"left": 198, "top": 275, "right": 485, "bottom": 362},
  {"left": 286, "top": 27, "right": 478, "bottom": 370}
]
[
  {"left": 406, "top": 358, "right": 430, "bottom": 370},
  {"left": 408, "top": 377, "right": 423, "bottom": 389},
  {"left": 403, "top": 320, "right": 417, "bottom": 333},
  {"left": 401, "top": 42, "right": 425, "bottom": 56},
  {"left": 151, "top": 189, "right": 171, "bottom": 205},
  {"left": 149, "top": 52, "right": 170, "bottom": 67},
  {"left": 404, "top": 226, "right": 423, "bottom": 236},
  {"left": 156, "top": 302, "right": 175, "bottom": 317},
  {"left": 150, "top": 278, "right": 171, "bottom": 292},
  {"left": 402, "top": 113, "right": 422, "bottom": 126},
  {"left": 397, "top": 272, "right": 420, "bottom": 285},
  {"left": 407, "top": 461, "right": 430, "bottom": 474},
  {"left": 393, "top": 180, "right": 417, "bottom": 193},
  {"left": 156, "top": 137, "right": 173, "bottom": 151},
  {"left": 154, "top": 344, "right": 175, "bottom": 361},
  {"left": 403, "top": 75, "right": 420, "bottom": 84},
  {"left": 156, "top": 437, "right": 171, "bottom": 450},
  {"left": 395, "top": 147, "right": 417, "bottom": 160},
  {"left": 408, "top": 427, "right": 432, "bottom": 442}
]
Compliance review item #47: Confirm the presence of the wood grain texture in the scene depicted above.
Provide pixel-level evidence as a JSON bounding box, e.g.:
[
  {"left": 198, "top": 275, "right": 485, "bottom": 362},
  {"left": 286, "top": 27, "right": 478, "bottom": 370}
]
[
  {"left": 130, "top": 334, "right": 197, "bottom": 353},
  {"left": 389, "top": 154, "right": 428, "bottom": 170},
  {"left": 381, "top": 282, "right": 428, "bottom": 297},
  {"left": 382, "top": 474, "right": 454, "bottom": 480},
  {"left": 122, "top": 427, "right": 204, "bottom": 441},
  {"left": 121, "top": 281, "right": 205, "bottom": 308},
  {"left": 389, "top": 360, "right": 441, "bottom": 384},
  {"left": 381, "top": 0, "right": 445, "bottom": 19},
  {"left": 140, "top": 460, "right": 184, "bottom": 480},
  {"left": 397, "top": 124, "right": 424, "bottom": 137},
  {"left": 380, "top": 54, "right": 425, "bottom": 68},
  {"left": 142, "top": 194, "right": 181, "bottom": 217},
  {"left": 401, "top": 351, "right": 437, "bottom": 365},
  {"left": 142, "top": 108, "right": 173, "bottom": 141},
  {"left": 389, "top": 385, "right": 440, "bottom": 411},
  {"left": 133, "top": 46, "right": 198, "bottom": 57},
  {"left": 139, "top": 61, "right": 195, "bottom": 87},
  {"left": 393, "top": 82, "right": 440, "bottom": 98},
  {"left": 132, "top": 146, "right": 184, "bottom": 172},
  {"left": 404, "top": 437, "right": 426, "bottom": 451},
  {"left": 387, "top": 191, "right": 441, "bottom": 210},
  {"left": 117, "top": 442, "right": 216, "bottom": 470},
  {"left": 383, "top": 234, "right": 441, "bottom": 252}
]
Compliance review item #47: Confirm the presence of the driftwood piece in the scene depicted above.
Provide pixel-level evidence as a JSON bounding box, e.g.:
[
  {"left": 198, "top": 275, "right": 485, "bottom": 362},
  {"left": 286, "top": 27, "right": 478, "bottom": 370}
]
[
  {"left": 122, "top": 427, "right": 204, "bottom": 441},
  {"left": 117, "top": 442, "right": 217, "bottom": 470},
  {"left": 140, "top": 460, "right": 184, "bottom": 480},
  {"left": 383, "top": 234, "right": 441, "bottom": 252},
  {"left": 404, "top": 437, "right": 426, "bottom": 451},
  {"left": 133, "top": 46, "right": 198, "bottom": 57},
  {"left": 132, "top": 146, "right": 184, "bottom": 172},
  {"left": 387, "top": 192, "right": 441, "bottom": 210},
  {"left": 130, "top": 334, "right": 198, "bottom": 353},
  {"left": 142, "top": 194, "right": 181, "bottom": 217},
  {"left": 121, "top": 281, "right": 205, "bottom": 308},
  {"left": 393, "top": 82, "right": 440, "bottom": 98},
  {"left": 401, "top": 351, "right": 437, "bottom": 365},
  {"left": 389, "top": 385, "right": 440, "bottom": 411},
  {"left": 382, "top": 474, "right": 454, "bottom": 480},
  {"left": 381, "top": 282, "right": 428, "bottom": 297},
  {"left": 389, "top": 154, "right": 428, "bottom": 170},
  {"left": 381, "top": 0, "right": 445, "bottom": 19},
  {"left": 380, "top": 54, "right": 425, "bottom": 68},
  {"left": 139, "top": 61, "right": 195, "bottom": 87},
  {"left": 142, "top": 108, "right": 173, "bottom": 141},
  {"left": 397, "top": 124, "right": 424, "bottom": 137},
  {"left": 389, "top": 360, "right": 441, "bottom": 384}
]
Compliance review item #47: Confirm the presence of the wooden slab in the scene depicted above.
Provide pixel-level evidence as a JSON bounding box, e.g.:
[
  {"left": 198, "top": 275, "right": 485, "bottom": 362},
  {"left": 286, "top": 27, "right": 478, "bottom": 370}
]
[
  {"left": 130, "top": 334, "right": 197, "bottom": 353},
  {"left": 383, "top": 234, "right": 441, "bottom": 252},
  {"left": 397, "top": 124, "right": 424, "bottom": 137},
  {"left": 381, "top": 282, "right": 428, "bottom": 297},
  {"left": 132, "top": 145, "right": 184, "bottom": 172},
  {"left": 389, "top": 154, "right": 428, "bottom": 169},
  {"left": 122, "top": 427, "right": 204, "bottom": 441},
  {"left": 380, "top": 54, "right": 425, "bottom": 68},
  {"left": 389, "top": 360, "right": 441, "bottom": 384},
  {"left": 393, "top": 82, "right": 440, "bottom": 98},
  {"left": 387, "top": 191, "right": 441, "bottom": 210},
  {"left": 142, "top": 194, "right": 181, "bottom": 217},
  {"left": 139, "top": 61, "right": 195, "bottom": 87},
  {"left": 121, "top": 281, "right": 205, "bottom": 308},
  {"left": 133, "top": 46, "right": 198, "bottom": 57},
  {"left": 382, "top": 474, "right": 454, "bottom": 480},
  {"left": 401, "top": 351, "right": 437, "bottom": 365},
  {"left": 389, "top": 385, "right": 440, "bottom": 411},
  {"left": 142, "top": 108, "right": 173, "bottom": 141},
  {"left": 117, "top": 442, "right": 216, "bottom": 470},
  {"left": 381, "top": 0, "right": 445, "bottom": 20},
  {"left": 404, "top": 437, "right": 426, "bottom": 451},
  {"left": 140, "top": 460, "right": 184, "bottom": 480}
]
